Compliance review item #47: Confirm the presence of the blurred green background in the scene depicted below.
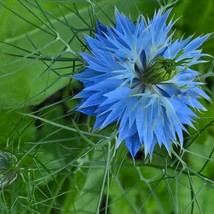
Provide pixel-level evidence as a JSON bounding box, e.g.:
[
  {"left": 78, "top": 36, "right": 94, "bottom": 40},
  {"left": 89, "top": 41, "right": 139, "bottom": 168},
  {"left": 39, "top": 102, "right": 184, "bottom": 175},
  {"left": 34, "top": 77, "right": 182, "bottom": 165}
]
[{"left": 0, "top": 0, "right": 213, "bottom": 213}]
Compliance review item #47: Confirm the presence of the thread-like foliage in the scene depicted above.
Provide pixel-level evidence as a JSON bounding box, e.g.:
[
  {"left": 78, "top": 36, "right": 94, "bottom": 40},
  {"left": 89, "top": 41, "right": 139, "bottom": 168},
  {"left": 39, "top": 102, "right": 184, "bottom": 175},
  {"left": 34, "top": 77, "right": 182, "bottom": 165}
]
[{"left": 0, "top": 1, "right": 213, "bottom": 214}]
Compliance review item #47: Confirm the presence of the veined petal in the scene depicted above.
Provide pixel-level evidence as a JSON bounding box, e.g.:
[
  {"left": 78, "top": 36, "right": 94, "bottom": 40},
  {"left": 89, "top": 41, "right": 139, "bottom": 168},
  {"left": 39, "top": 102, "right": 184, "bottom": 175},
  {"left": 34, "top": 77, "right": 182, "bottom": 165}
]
[{"left": 124, "top": 133, "right": 142, "bottom": 158}]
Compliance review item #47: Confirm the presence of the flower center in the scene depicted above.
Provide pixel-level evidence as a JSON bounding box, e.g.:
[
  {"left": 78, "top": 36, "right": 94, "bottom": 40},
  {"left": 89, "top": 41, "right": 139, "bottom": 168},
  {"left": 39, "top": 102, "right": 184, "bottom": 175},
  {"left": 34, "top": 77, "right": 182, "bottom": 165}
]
[
  {"left": 134, "top": 51, "right": 189, "bottom": 85},
  {"left": 141, "top": 56, "right": 179, "bottom": 85}
]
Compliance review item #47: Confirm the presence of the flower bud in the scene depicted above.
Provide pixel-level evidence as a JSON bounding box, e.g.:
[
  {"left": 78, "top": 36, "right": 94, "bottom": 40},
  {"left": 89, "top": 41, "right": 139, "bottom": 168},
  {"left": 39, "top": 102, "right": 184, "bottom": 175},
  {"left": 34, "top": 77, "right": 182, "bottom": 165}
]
[{"left": 0, "top": 151, "right": 18, "bottom": 188}]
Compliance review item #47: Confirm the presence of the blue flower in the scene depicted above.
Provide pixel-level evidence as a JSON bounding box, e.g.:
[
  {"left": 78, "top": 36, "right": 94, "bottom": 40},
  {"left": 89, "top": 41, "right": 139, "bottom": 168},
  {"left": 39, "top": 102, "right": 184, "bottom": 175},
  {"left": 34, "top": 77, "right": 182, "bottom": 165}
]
[{"left": 74, "top": 9, "right": 210, "bottom": 157}]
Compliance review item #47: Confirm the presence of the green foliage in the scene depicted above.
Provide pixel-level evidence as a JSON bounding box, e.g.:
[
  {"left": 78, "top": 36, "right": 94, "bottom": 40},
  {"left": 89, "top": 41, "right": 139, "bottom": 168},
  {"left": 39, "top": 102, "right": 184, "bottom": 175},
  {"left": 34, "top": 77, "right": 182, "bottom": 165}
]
[{"left": 0, "top": 0, "right": 213, "bottom": 214}]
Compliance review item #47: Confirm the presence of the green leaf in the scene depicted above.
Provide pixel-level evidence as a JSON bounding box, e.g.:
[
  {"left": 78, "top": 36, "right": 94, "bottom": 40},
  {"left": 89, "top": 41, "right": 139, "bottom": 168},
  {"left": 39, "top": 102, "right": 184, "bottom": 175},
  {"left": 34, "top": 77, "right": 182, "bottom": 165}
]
[
  {"left": 0, "top": 1, "right": 91, "bottom": 108},
  {"left": 0, "top": 109, "right": 36, "bottom": 144}
]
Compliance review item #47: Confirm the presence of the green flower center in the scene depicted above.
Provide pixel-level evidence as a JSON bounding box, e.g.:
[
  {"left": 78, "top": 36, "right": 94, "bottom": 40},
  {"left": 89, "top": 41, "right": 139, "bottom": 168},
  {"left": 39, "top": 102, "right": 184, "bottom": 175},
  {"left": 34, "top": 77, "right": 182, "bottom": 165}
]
[
  {"left": 137, "top": 51, "right": 189, "bottom": 85},
  {"left": 141, "top": 56, "right": 180, "bottom": 85}
]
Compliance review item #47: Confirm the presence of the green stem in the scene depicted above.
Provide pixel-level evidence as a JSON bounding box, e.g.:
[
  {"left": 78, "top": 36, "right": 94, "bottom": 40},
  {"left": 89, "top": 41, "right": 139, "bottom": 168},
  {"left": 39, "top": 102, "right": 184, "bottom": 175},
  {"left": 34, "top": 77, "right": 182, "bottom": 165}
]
[{"left": 45, "top": 174, "right": 68, "bottom": 214}]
